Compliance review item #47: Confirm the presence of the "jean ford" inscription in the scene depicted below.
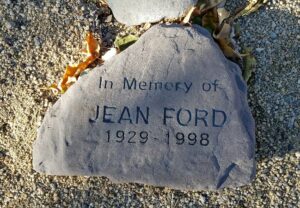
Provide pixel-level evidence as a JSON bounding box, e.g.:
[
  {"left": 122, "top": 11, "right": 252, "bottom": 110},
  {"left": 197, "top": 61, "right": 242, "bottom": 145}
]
[{"left": 89, "top": 105, "right": 227, "bottom": 127}]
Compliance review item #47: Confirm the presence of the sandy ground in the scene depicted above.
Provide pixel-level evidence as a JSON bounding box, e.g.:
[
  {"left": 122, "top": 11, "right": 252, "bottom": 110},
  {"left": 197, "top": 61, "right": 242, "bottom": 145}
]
[{"left": 0, "top": 0, "right": 299, "bottom": 207}]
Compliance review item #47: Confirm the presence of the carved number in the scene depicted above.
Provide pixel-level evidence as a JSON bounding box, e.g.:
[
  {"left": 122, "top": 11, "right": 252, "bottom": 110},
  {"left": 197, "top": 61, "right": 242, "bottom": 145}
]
[{"left": 105, "top": 130, "right": 148, "bottom": 144}]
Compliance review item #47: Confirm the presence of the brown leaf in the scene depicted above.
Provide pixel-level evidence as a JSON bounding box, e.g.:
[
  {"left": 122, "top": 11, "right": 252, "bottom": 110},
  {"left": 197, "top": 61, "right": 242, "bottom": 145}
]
[
  {"left": 213, "top": 20, "right": 231, "bottom": 40},
  {"left": 86, "top": 32, "right": 100, "bottom": 55},
  {"left": 233, "top": 0, "right": 268, "bottom": 19},
  {"left": 202, "top": 7, "right": 219, "bottom": 33},
  {"left": 217, "top": 7, "right": 230, "bottom": 24},
  {"left": 51, "top": 32, "right": 100, "bottom": 94},
  {"left": 216, "top": 38, "right": 242, "bottom": 60},
  {"left": 99, "top": 0, "right": 108, "bottom": 6},
  {"left": 196, "top": 0, "right": 225, "bottom": 15}
]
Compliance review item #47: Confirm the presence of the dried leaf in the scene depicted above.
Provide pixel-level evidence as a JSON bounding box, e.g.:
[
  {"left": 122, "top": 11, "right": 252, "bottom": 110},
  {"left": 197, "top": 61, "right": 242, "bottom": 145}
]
[
  {"left": 211, "top": 0, "right": 267, "bottom": 40},
  {"left": 182, "top": 6, "right": 196, "bottom": 24},
  {"left": 213, "top": 20, "right": 231, "bottom": 40},
  {"left": 196, "top": 0, "right": 225, "bottom": 15},
  {"left": 213, "top": 7, "right": 234, "bottom": 39},
  {"left": 51, "top": 32, "right": 100, "bottom": 93},
  {"left": 49, "top": 83, "right": 60, "bottom": 95},
  {"left": 99, "top": 0, "right": 108, "bottom": 6},
  {"left": 216, "top": 38, "right": 242, "bottom": 60},
  {"left": 196, "top": 0, "right": 208, "bottom": 10},
  {"left": 114, "top": 34, "right": 139, "bottom": 51},
  {"left": 234, "top": 0, "right": 268, "bottom": 19},
  {"left": 242, "top": 48, "right": 257, "bottom": 82},
  {"left": 217, "top": 7, "right": 230, "bottom": 24},
  {"left": 86, "top": 32, "right": 100, "bottom": 55},
  {"left": 202, "top": 7, "right": 219, "bottom": 33}
]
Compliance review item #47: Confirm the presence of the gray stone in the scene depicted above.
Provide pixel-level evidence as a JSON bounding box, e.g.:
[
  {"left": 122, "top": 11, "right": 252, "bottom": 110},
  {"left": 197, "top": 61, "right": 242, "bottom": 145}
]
[
  {"left": 107, "top": 0, "right": 197, "bottom": 26},
  {"left": 33, "top": 24, "right": 256, "bottom": 190}
]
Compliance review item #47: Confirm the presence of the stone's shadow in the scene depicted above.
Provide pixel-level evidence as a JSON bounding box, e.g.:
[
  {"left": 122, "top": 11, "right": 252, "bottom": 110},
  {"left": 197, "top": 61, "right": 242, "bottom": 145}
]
[
  {"left": 243, "top": 8, "right": 300, "bottom": 162},
  {"left": 249, "top": 83, "right": 300, "bottom": 162}
]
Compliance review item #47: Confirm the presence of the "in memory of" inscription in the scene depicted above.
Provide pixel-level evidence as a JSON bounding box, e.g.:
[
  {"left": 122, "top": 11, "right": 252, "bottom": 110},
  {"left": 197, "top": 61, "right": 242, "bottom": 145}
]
[{"left": 99, "top": 77, "right": 221, "bottom": 94}]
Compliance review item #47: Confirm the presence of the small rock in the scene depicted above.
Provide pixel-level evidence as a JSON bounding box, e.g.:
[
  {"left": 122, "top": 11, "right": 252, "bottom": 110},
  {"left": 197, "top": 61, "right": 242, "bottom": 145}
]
[
  {"left": 50, "top": 183, "right": 57, "bottom": 191},
  {"left": 5, "top": 21, "right": 15, "bottom": 30},
  {"left": 4, "top": 0, "right": 12, "bottom": 6},
  {"left": 107, "top": 0, "right": 198, "bottom": 25},
  {"left": 105, "top": 15, "right": 113, "bottom": 23},
  {"left": 270, "top": 32, "right": 277, "bottom": 39},
  {"left": 0, "top": 152, "right": 6, "bottom": 158},
  {"left": 105, "top": 32, "right": 112, "bottom": 40},
  {"left": 53, "top": 193, "right": 59, "bottom": 201},
  {"left": 256, "top": 48, "right": 265, "bottom": 53},
  {"left": 199, "top": 195, "right": 206, "bottom": 204},
  {"left": 34, "top": 37, "right": 42, "bottom": 48}
]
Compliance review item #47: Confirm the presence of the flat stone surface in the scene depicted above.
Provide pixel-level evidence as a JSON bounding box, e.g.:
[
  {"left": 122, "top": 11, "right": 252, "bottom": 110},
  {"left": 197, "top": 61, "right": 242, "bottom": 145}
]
[
  {"left": 107, "top": 0, "right": 197, "bottom": 25},
  {"left": 33, "top": 24, "right": 255, "bottom": 191}
]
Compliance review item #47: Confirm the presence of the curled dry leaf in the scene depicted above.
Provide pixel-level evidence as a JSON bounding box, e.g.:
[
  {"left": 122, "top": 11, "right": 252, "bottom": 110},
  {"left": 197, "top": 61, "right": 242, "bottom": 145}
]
[
  {"left": 195, "top": 0, "right": 225, "bottom": 16},
  {"left": 233, "top": 0, "right": 268, "bottom": 19},
  {"left": 216, "top": 38, "right": 241, "bottom": 60},
  {"left": 181, "top": 0, "right": 263, "bottom": 81},
  {"left": 213, "top": 0, "right": 267, "bottom": 60},
  {"left": 99, "top": 0, "right": 108, "bottom": 6},
  {"left": 217, "top": 7, "right": 230, "bottom": 24},
  {"left": 202, "top": 7, "right": 219, "bottom": 33},
  {"left": 50, "top": 32, "right": 100, "bottom": 94},
  {"left": 182, "top": 1, "right": 240, "bottom": 59}
]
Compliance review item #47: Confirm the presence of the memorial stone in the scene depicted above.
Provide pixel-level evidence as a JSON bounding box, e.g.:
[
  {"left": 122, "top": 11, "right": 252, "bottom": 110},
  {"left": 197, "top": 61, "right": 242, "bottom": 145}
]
[{"left": 33, "top": 24, "right": 256, "bottom": 190}]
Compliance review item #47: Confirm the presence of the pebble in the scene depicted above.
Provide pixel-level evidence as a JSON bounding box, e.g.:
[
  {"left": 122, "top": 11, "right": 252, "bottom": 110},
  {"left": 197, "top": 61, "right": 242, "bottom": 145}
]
[
  {"left": 256, "top": 48, "right": 265, "bottom": 52},
  {"left": 0, "top": 152, "right": 5, "bottom": 158},
  {"left": 199, "top": 195, "right": 206, "bottom": 204},
  {"left": 33, "top": 37, "right": 42, "bottom": 48},
  {"left": 105, "top": 15, "right": 113, "bottom": 23},
  {"left": 5, "top": 21, "right": 15, "bottom": 30},
  {"left": 270, "top": 32, "right": 277, "bottom": 39}
]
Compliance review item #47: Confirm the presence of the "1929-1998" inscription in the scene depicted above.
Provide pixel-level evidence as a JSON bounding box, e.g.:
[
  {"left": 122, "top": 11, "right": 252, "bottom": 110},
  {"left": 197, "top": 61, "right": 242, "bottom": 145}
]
[{"left": 105, "top": 130, "right": 210, "bottom": 146}]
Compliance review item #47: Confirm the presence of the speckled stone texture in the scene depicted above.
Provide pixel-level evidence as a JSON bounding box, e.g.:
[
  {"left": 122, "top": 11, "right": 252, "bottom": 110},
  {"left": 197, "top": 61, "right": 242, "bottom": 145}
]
[
  {"left": 107, "top": 0, "right": 198, "bottom": 25},
  {"left": 33, "top": 24, "right": 255, "bottom": 191}
]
